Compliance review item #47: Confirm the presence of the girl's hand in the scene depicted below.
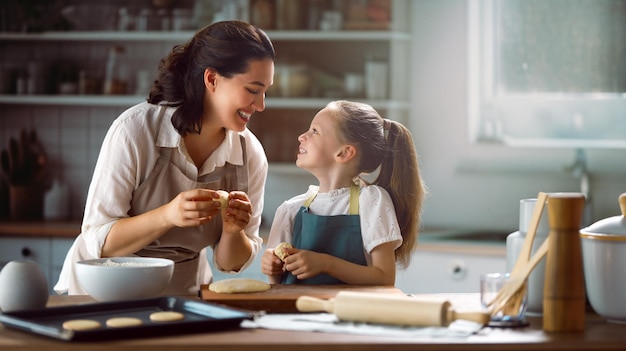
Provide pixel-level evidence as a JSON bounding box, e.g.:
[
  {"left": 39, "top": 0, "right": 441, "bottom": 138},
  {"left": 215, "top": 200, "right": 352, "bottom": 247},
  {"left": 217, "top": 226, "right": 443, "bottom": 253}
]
[
  {"left": 220, "top": 190, "right": 252, "bottom": 234},
  {"left": 261, "top": 248, "right": 285, "bottom": 277},
  {"left": 283, "top": 248, "right": 328, "bottom": 280},
  {"left": 164, "top": 189, "right": 223, "bottom": 227}
]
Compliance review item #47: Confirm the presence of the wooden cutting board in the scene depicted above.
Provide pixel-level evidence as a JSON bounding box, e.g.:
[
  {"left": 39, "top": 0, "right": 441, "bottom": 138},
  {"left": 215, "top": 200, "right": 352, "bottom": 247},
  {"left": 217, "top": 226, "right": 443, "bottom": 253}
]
[{"left": 199, "top": 284, "right": 404, "bottom": 313}]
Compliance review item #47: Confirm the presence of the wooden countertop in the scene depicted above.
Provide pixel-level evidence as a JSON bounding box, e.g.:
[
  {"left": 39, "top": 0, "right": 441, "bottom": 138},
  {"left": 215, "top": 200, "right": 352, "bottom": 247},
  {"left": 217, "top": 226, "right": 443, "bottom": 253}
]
[
  {"left": 0, "top": 223, "right": 506, "bottom": 258},
  {"left": 0, "top": 220, "right": 80, "bottom": 238},
  {"left": 1, "top": 294, "right": 625, "bottom": 351}
]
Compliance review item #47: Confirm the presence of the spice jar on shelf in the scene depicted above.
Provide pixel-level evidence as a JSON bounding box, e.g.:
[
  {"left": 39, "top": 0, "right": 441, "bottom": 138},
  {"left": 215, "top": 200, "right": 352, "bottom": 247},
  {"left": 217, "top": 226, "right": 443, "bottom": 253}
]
[
  {"left": 103, "top": 46, "right": 128, "bottom": 95},
  {"left": 250, "top": 0, "right": 275, "bottom": 29}
]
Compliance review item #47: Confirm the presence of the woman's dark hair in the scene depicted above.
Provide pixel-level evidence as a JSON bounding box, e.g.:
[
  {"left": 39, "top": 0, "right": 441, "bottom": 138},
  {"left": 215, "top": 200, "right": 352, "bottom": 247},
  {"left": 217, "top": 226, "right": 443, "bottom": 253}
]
[
  {"left": 147, "top": 20, "right": 275, "bottom": 136},
  {"left": 328, "top": 100, "right": 426, "bottom": 268}
]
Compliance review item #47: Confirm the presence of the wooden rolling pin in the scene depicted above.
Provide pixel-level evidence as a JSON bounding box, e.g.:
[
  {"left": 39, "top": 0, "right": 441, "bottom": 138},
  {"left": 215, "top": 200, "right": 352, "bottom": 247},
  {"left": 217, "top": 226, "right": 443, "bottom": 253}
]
[{"left": 296, "top": 291, "right": 490, "bottom": 327}]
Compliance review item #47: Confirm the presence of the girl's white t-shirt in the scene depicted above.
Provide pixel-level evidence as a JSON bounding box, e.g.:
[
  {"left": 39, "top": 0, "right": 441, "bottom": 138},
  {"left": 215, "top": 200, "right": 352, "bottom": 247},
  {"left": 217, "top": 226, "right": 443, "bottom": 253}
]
[{"left": 267, "top": 184, "right": 403, "bottom": 265}]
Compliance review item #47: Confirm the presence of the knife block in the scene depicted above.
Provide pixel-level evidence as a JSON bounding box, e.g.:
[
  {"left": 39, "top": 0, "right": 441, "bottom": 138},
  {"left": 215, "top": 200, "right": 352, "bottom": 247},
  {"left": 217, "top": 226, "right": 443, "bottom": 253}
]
[{"left": 9, "top": 185, "right": 43, "bottom": 220}]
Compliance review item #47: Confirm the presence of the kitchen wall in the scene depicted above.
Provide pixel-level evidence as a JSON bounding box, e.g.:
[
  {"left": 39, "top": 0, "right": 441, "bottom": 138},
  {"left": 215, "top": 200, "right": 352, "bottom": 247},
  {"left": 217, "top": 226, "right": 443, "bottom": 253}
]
[{"left": 1, "top": 0, "right": 625, "bottom": 232}]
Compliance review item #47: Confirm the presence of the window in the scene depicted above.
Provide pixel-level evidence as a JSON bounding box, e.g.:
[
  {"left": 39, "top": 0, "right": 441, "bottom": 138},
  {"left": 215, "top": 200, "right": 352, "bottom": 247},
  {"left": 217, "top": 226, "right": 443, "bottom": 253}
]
[{"left": 468, "top": 0, "right": 626, "bottom": 148}]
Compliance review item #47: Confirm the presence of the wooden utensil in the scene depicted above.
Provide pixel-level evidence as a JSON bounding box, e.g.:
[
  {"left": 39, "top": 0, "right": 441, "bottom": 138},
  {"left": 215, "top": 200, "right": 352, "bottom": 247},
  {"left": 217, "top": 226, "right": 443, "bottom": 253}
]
[
  {"left": 503, "top": 192, "right": 547, "bottom": 315},
  {"left": 488, "top": 239, "right": 548, "bottom": 315},
  {"left": 543, "top": 193, "right": 586, "bottom": 332},
  {"left": 487, "top": 192, "right": 549, "bottom": 316},
  {"left": 511, "top": 192, "right": 548, "bottom": 274},
  {"left": 296, "top": 291, "right": 491, "bottom": 327},
  {"left": 200, "top": 284, "right": 404, "bottom": 313}
]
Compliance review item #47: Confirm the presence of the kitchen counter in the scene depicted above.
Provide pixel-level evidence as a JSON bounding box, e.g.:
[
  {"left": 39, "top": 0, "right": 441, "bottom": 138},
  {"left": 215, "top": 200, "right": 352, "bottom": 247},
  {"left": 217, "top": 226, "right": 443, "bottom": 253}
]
[
  {"left": 417, "top": 229, "right": 508, "bottom": 257},
  {"left": 1, "top": 294, "right": 625, "bottom": 351},
  {"left": 0, "top": 220, "right": 80, "bottom": 238},
  {"left": 0, "top": 222, "right": 507, "bottom": 250}
]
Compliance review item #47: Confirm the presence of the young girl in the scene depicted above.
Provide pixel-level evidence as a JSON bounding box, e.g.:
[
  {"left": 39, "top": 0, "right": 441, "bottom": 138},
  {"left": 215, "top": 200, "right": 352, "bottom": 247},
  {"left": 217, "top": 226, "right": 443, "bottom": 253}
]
[{"left": 261, "top": 100, "right": 425, "bottom": 285}]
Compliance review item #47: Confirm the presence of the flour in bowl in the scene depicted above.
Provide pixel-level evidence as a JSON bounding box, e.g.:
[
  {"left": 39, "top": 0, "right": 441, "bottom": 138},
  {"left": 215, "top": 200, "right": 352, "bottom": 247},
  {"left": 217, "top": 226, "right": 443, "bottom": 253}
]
[{"left": 99, "top": 259, "right": 158, "bottom": 267}]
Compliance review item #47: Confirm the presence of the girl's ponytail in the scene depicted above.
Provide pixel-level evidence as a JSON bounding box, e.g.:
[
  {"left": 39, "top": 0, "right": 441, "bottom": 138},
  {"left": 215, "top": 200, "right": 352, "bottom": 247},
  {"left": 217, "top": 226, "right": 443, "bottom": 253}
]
[{"left": 376, "top": 121, "right": 424, "bottom": 268}]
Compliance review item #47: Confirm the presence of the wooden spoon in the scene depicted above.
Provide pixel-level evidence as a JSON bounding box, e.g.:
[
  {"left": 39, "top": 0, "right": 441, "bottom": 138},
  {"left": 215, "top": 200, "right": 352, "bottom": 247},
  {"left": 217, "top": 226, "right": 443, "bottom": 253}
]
[
  {"left": 489, "top": 239, "right": 548, "bottom": 315},
  {"left": 486, "top": 192, "right": 548, "bottom": 316},
  {"left": 511, "top": 192, "right": 548, "bottom": 275}
]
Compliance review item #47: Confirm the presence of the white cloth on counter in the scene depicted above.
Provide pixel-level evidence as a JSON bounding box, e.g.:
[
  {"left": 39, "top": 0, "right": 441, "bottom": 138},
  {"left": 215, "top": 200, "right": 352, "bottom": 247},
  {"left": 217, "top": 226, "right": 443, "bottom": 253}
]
[{"left": 241, "top": 313, "right": 483, "bottom": 339}]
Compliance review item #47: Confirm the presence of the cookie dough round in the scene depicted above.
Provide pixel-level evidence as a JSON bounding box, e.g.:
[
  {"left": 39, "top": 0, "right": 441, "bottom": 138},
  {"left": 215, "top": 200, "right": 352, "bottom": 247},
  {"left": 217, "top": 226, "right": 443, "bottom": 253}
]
[
  {"left": 62, "top": 319, "right": 102, "bottom": 331},
  {"left": 208, "top": 278, "right": 271, "bottom": 294},
  {"left": 216, "top": 190, "right": 229, "bottom": 209},
  {"left": 149, "top": 311, "right": 185, "bottom": 322},
  {"left": 274, "top": 242, "right": 293, "bottom": 262},
  {"left": 106, "top": 317, "right": 143, "bottom": 328}
]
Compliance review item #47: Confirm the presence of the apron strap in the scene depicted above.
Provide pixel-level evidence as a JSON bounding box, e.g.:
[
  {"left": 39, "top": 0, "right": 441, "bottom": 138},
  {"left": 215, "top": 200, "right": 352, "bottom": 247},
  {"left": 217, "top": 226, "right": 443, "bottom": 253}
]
[
  {"left": 349, "top": 183, "right": 359, "bottom": 215},
  {"left": 302, "top": 192, "right": 317, "bottom": 208},
  {"left": 302, "top": 183, "right": 360, "bottom": 215}
]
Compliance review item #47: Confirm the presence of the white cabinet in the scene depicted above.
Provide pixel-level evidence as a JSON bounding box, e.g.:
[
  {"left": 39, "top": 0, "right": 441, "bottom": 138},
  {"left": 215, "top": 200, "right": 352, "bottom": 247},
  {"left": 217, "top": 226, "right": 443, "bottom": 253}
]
[
  {"left": 396, "top": 245, "right": 507, "bottom": 294},
  {"left": 0, "top": 236, "right": 74, "bottom": 294}
]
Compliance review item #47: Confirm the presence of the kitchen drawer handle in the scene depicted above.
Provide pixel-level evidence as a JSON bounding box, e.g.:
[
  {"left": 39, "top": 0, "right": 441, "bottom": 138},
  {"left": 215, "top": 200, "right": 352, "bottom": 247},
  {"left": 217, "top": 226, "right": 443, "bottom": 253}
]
[
  {"left": 21, "top": 247, "right": 32, "bottom": 257},
  {"left": 448, "top": 260, "right": 467, "bottom": 280}
]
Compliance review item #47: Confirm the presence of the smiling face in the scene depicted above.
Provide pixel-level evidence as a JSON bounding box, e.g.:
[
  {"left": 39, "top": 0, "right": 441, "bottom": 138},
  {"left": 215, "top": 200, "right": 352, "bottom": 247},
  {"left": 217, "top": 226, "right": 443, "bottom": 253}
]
[
  {"left": 207, "top": 58, "right": 274, "bottom": 132},
  {"left": 296, "top": 106, "right": 347, "bottom": 176}
]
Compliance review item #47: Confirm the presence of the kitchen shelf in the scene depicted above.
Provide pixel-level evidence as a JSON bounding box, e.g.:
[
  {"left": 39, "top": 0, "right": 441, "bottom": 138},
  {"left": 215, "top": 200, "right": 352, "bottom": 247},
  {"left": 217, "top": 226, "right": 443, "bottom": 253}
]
[
  {"left": 0, "top": 0, "right": 412, "bottom": 165},
  {"left": 0, "top": 95, "right": 410, "bottom": 110},
  {"left": 0, "top": 30, "right": 410, "bottom": 42}
]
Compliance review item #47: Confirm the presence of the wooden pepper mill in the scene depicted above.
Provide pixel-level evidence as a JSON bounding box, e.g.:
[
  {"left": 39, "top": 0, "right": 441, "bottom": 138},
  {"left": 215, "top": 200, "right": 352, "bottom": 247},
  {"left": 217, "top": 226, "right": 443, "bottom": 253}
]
[{"left": 543, "top": 192, "right": 586, "bottom": 332}]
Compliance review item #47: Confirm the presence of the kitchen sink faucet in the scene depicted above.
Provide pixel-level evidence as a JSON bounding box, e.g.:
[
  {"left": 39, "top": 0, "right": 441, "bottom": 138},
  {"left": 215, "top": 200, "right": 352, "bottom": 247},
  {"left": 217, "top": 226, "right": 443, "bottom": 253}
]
[{"left": 565, "top": 148, "right": 592, "bottom": 226}]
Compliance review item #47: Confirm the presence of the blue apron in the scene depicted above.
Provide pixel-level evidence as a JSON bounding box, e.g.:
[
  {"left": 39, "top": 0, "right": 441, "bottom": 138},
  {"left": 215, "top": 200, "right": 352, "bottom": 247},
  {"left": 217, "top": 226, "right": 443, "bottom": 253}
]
[{"left": 283, "top": 184, "right": 367, "bottom": 284}]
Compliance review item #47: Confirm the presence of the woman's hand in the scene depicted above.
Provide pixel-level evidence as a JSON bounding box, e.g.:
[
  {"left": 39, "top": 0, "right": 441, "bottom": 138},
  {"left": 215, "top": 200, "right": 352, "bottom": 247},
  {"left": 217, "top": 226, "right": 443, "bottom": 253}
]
[
  {"left": 220, "top": 190, "right": 252, "bottom": 234},
  {"left": 163, "top": 189, "right": 223, "bottom": 228}
]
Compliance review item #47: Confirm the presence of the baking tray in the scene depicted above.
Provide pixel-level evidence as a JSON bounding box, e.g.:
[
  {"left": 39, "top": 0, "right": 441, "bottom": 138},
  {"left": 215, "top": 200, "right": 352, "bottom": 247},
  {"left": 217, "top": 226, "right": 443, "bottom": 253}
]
[{"left": 0, "top": 296, "right": 252, "bottom": 341}]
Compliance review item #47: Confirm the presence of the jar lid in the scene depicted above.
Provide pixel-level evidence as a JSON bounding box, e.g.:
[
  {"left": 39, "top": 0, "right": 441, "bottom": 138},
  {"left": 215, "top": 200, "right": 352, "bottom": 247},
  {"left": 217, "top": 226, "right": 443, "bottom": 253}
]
[{"left": 580, "top": 193, "right": 626, "bottom": 240}]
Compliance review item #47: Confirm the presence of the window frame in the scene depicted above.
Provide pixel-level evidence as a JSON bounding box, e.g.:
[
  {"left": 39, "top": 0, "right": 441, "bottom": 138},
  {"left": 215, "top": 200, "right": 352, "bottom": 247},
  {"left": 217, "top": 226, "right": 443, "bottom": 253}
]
[{"left": 467, "top": 0, "right": 626, "bottom": 149}]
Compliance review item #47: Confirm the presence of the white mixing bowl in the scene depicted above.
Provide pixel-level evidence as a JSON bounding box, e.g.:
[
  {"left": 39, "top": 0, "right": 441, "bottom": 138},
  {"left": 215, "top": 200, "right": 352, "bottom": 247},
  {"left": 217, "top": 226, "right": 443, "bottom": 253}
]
[{"left": 75, "top": 257, "right": 174, "bottom": 302}]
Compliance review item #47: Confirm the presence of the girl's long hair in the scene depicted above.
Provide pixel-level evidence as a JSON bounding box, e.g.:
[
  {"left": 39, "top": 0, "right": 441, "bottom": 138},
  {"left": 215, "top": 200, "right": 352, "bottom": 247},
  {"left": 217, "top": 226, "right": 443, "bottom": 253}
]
[{"left": 330, "top": 100, "right": 425, "bottom": 268}]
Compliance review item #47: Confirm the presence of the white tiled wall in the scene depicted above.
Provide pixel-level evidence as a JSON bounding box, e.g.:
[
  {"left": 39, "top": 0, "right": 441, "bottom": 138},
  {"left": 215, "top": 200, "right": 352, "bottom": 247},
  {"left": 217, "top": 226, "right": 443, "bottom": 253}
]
[{"left": 1, "top": 104, "right": 124, "bottom": 218}]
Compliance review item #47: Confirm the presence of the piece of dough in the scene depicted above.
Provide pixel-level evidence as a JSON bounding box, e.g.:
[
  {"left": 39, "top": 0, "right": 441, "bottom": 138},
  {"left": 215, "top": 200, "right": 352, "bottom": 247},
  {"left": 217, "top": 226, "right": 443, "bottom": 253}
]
[
  {"left": 105, "top": 317, "right": 143, "bottom": 328},
  {"left": 216, "top": 190, "right": 229, "bottom": 209},
  {"left": 149, "top": 311, "right": 185, "bottom": 322},
  {"left": 62, "top": 319, "right": 102, "bottom": 331},
  {"left": 274, "top": 242, "right": 293, "bottom": 262},
  {"left": 208, "top": 278, "right": 271, "bottom": 294}
]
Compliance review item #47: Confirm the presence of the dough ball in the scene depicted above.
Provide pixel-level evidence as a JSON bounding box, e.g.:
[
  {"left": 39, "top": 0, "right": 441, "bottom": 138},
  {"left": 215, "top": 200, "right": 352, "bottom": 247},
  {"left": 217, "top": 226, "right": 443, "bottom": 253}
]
[
  {"left": 62, "top": 319, "right": 102, "bottom": 331},
  {"left": 208, "top": 278, "right": 271, "bottom": 294},
  {"left": 216, "top": 190, "right": 229, "bottom": 209},
  {"left": 274, "top": 242, "right": 293, "bottom": 262},
  {"left": 149, "top": 311, "right": 185, "bottom": 322},
  {"left": 105, "top": 317, "right": 143, "bottom": 328}
]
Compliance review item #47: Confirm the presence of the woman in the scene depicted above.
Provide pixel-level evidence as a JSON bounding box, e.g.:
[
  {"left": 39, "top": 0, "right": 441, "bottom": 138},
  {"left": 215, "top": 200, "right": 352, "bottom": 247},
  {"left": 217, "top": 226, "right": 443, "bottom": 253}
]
[{"left": 56, "top": 20, "right": 275, "bottom": 295}]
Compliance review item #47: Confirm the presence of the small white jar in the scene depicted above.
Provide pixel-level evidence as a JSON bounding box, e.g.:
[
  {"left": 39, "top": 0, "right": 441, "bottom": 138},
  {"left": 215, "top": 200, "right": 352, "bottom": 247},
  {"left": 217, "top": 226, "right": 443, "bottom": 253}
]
[{"left": 0, "top": 260, "right": 48, "bottom": 312}]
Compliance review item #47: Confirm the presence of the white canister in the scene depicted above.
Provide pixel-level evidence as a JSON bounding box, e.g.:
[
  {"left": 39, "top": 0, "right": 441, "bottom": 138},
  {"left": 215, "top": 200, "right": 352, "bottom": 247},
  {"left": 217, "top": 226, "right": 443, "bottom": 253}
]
[
  {"left": 0, "top": 260, "right": 48, "bottom": 312},
  {"left": 344, "top": 73, "right": 364, "bottom": 98},
  {"left": 506, "top": 198, "right": 549, "bottom": 314},
  {"left": 364, "top": 60, "right": 388, "bottom": 99},
  {"left": 44, "top": 179, "right": 69, "bottom": 220}
]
